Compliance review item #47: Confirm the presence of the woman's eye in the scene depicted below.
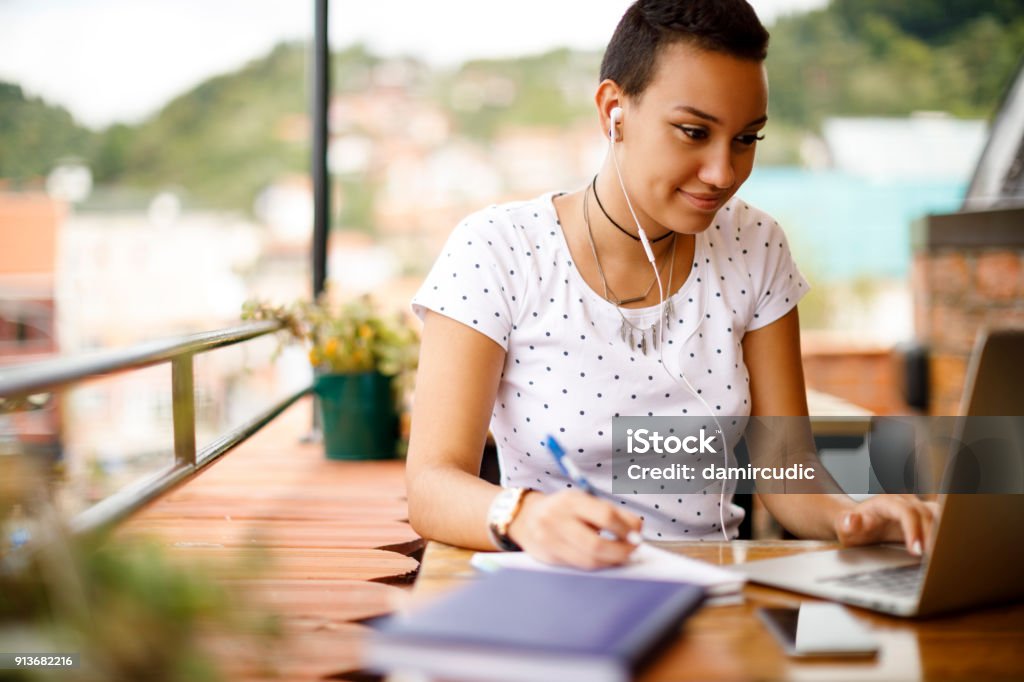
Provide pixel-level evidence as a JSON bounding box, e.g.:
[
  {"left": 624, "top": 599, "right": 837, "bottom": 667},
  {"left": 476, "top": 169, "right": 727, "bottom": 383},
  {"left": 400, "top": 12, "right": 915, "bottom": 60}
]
[
  {"left": 735, "top": 133, "right": 766, "bottom": 146},
  {"left": 675, "top": 125, "right": 708, "bottom": 141}
]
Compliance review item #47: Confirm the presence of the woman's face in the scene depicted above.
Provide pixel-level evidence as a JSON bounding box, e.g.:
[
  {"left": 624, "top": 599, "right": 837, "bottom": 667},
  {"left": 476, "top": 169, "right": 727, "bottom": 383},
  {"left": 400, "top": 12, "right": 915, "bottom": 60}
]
[{"left": 613, "top": 42, "right": 768, "bottom": 235}]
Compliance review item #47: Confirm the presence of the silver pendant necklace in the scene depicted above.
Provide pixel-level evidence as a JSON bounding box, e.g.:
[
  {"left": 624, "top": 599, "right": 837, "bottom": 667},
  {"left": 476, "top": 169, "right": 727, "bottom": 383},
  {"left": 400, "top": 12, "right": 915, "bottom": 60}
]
[{"left": 583, "top": 184, "right": 676, "bottom": 355}]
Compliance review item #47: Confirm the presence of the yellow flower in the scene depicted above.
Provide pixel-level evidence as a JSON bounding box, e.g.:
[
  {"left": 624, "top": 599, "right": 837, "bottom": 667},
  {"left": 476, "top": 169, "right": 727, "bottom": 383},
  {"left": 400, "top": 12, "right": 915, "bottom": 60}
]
[{"left": 243, "top": 296, "right": 418, "bottom": 379}]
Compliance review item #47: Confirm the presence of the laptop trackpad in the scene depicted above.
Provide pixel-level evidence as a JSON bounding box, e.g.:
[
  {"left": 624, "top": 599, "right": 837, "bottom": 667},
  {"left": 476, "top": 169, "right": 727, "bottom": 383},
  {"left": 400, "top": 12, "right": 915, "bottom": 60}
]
[{"left": 742, "top": 545, "right": 918, "bottom": 582}]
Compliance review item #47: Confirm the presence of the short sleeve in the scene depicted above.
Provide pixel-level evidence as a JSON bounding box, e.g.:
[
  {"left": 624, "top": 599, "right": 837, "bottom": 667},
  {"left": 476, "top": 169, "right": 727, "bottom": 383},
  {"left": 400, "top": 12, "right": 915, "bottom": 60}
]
[
  {"left": 411, "top": 209, "right": 525, "bottom": 350},
  {"left": 747, "top": 219, "right": 810, "bottom": 332}
]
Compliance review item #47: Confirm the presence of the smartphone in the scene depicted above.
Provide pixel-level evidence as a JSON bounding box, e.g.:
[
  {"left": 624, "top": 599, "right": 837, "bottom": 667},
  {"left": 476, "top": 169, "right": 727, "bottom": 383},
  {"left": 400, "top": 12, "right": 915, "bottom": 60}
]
[{"left": 757, "top": 605, "right": 879, "bottom": 658}]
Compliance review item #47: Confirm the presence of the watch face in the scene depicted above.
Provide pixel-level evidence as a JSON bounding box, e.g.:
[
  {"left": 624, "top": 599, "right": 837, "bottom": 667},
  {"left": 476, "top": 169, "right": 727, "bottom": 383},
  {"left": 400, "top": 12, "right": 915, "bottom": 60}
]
[
  {"left": 487, "top": 488, "right": 528, "bottom": 551},
  {"left": 489, "top": 489, "right": 519, "bottom": 524},
  {"left": 491, "top": 488, "right": 528, "bottom": 529}
]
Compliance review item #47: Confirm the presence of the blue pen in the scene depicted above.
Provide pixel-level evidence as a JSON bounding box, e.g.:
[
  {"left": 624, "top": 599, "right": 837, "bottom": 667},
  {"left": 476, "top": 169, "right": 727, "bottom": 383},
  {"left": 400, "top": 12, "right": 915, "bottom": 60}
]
[
  {"left": 546, "top": 434, "right": 644, "bottom": 545},
  {"left": 546, "top": 435, "right": 599, "bottom": 495}
]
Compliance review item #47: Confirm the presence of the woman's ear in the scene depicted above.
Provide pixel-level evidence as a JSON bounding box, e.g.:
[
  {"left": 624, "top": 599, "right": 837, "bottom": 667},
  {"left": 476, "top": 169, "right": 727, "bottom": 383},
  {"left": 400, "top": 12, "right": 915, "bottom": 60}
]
[{"left": 595, "top": 79, "right": 624, "bottom": 142}]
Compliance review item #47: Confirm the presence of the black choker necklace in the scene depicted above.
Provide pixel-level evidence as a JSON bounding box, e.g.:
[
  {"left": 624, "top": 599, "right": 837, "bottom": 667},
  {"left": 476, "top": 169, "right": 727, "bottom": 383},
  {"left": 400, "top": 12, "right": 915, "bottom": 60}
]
[{"left": 591, "top": 175, "right": 673, "bottom": 244}]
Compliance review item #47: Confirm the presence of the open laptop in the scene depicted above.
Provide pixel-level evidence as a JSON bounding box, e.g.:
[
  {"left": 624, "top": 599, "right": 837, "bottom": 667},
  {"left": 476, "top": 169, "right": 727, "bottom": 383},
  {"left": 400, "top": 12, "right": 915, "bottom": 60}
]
[{"left": 737, "top": 328, "right": 1024, "bottom": 617}]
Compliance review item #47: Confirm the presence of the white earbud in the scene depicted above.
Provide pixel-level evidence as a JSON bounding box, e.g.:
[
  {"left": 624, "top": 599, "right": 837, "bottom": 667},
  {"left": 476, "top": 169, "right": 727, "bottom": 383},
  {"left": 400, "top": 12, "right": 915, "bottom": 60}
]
[
  {"left": 606, "top": 105, "right": 653, "bottom": 262},
  {"left": 609, "top": 106, "right": 622, "bottom": 142}
]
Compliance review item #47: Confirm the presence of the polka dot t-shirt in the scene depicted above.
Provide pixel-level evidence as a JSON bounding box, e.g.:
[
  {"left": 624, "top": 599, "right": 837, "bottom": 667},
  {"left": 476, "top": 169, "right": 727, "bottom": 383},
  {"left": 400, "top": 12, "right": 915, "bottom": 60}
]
[{"left": 412, "top": 191, "right": 809, "bottom": 540}]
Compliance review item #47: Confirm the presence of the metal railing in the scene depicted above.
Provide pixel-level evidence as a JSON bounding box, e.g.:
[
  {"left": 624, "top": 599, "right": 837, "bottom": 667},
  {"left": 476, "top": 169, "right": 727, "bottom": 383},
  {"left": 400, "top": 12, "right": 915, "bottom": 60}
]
[{"left": 0, "top": 321, "right": 311, "bottom": 537}]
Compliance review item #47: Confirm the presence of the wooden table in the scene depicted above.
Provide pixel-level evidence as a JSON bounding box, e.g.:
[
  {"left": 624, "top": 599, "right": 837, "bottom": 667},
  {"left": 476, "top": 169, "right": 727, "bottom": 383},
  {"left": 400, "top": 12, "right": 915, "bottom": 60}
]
[{"left": 412, "top": 540, "right": 1024, "bottom": 681}]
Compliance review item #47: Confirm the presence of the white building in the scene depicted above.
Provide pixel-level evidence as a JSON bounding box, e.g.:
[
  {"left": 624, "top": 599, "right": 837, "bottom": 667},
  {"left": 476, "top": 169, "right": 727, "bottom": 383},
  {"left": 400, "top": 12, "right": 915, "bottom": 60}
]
[{"left": 822, "top": 114, "right": 987, "bottom": 183}]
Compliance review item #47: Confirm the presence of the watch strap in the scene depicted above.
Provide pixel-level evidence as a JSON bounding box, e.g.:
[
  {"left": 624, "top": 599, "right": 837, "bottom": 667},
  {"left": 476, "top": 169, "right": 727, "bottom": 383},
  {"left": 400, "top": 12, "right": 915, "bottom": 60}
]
[{"left": 487, "top": 487, "right": 532, "bottom": 551}]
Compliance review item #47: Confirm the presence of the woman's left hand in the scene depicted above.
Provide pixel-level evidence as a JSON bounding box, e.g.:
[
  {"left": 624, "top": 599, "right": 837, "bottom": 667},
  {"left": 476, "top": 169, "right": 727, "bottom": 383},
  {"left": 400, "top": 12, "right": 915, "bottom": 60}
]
[{"left": 834, "top": 495, "right": 940, "bottom": 557}]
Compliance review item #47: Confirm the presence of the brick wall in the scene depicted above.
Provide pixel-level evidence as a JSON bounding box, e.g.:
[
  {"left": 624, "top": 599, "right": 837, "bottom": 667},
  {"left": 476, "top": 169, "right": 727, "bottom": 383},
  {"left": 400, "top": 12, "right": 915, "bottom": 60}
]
[
  {"left": 913, "top": 207, "right": 1024, "bottom": 415},
  {"left": 801, "top": 343, "right": 908, "bottom": 415}
]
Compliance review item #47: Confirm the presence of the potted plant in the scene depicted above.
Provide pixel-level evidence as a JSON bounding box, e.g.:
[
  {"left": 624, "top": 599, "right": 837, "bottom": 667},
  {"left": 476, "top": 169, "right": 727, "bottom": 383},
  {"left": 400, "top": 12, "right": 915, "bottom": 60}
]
[{"left": 242, "top": 295, "right": 419, "bottom": 460}]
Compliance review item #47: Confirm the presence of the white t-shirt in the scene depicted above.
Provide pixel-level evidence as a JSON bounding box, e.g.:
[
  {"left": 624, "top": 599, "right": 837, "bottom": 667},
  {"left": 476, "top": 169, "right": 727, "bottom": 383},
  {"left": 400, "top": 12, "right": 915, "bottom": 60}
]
[{"left": 412, "top": 191, "right": 809, "bottom": 540}]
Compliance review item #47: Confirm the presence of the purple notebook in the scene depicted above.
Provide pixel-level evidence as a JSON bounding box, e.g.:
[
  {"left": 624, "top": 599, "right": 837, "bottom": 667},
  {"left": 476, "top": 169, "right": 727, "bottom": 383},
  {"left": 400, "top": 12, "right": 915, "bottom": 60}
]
[{"left": 364, "top": 568, "right": 705, "bottom": 682}]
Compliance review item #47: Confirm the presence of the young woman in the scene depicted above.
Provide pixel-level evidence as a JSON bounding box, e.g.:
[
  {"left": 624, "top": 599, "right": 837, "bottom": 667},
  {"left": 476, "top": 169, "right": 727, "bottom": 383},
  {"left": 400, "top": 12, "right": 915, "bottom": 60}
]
[{"left": 406, "top": 0, "right": 937, "bottom": 569}]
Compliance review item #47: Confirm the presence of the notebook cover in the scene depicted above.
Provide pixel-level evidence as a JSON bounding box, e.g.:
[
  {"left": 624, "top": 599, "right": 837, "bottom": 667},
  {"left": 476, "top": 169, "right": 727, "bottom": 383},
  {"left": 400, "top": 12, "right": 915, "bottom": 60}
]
[{"left": 368, "top": 568, "right": 705, "bottom": 671}]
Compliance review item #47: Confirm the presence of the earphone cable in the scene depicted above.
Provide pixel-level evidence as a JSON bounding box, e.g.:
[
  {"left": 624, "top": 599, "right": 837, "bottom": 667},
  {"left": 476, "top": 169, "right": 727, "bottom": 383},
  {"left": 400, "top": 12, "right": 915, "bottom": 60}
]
[{"left": 609, "top": 115, "right": 731, "bottom": 542}]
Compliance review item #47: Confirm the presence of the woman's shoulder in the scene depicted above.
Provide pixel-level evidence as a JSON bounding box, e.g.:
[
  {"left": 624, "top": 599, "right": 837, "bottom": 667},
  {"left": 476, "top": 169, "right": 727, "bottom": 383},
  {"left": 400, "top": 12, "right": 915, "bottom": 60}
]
[
  {"left": 708, "top": 196, "right": 809, "bottom": 324},
  {"left": 709, "top": 196, "right": 791, "bottom": 254},
  {"left": 714, "top": 196, "right": 782, "bottom": 234},
  {"left": 453, "top": 192, "right": 563, "bottom": 242}
]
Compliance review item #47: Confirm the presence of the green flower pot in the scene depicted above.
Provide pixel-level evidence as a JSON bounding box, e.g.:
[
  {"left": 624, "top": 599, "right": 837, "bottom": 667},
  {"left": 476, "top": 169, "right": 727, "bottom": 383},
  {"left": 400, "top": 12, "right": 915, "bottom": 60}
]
[{"left": 314, "top": 371, "right": 398, "bottom": 460}]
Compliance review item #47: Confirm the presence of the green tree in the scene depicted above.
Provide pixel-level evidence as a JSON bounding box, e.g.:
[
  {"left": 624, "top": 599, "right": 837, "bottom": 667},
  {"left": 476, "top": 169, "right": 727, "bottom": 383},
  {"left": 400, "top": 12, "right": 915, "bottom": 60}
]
[
  {"left": 91, "top": 123, "right": 135, "bottom": 184},
  {"left": 116, "top": 42, "right": 309, "bottom": 210},
  {"left": 767, "top": 3, "right": 1024, "bottom": 129},
  {"left": 0, "top": 82, "right": 94, "bottom": 181},
  {"left": 831, "top": 0, "right": 1024, "bottom": 42}
]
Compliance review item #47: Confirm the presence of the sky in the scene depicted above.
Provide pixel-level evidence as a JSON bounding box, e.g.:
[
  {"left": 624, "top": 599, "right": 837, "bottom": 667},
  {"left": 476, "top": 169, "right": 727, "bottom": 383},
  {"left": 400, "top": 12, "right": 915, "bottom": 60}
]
[{"left": 0, "top": 0, "right": 829, "bottom": 129}]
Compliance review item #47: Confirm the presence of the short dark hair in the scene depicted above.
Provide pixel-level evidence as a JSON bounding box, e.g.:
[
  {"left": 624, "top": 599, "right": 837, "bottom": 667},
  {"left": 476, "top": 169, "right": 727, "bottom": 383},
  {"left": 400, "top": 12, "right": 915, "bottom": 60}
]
[{"left": 600, "top": 0, "right": 770, "bottom": 97}]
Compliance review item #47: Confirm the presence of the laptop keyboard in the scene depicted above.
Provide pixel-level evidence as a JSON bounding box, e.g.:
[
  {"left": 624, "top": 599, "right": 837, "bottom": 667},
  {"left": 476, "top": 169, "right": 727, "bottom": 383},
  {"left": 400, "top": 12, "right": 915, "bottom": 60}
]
[{"left": 818, "top": 563, "right": 926, "bottom": 597}]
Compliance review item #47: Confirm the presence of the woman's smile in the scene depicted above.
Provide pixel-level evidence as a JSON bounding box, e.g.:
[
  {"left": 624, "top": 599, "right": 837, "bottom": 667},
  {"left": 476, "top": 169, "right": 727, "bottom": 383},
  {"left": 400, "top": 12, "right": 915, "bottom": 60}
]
[{"left": 677, "top": 188, "right": 726, "bottom": 213}]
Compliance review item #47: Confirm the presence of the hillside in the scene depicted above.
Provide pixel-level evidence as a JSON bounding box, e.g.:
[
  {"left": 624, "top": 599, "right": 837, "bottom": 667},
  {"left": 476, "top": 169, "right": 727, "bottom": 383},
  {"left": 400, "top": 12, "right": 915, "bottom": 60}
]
[
  {"left": 0, "top": 82, "right": 95, "bottom": 182},
  {"left": 0, "top": 0, "right": 1020, "bottom": 212},
  {"left": 768, "top": 0, "right": 1024, "bottom": 127},
  {"left": 99, "top": 42, "right": 310, "bottom": 209}
]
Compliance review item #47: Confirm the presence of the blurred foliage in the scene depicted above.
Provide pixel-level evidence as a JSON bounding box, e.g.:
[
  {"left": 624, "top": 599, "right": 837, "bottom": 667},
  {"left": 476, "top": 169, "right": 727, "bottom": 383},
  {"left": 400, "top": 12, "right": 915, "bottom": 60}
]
[
  {"left": 830, "top": 0, "right": 1024, "bottom": 42},
  {"left": 0, "top": 2, "right": 1021, "bottom": 211},
  {"left": 442, "top": 48, "right": 600, "bottom": 140},
  {"left": 0, "top": 42, "right": 309, "bottom": 210},
  {"left": 242, "top": 295, "right": 419, "bottom": 393},
  {"left": 768, "top": 3, "right": 1024, "bottom": 127},
  {"left": 1, "top": 518, "right": 223, "bottom": 681},
  {"left": 0, "top": 83, "right": 93, "bottom": 181},
  {"left": 108, "top": 42, "right": 310, "bottom": 209},
  {"left": 0, "top": 457, "right": 278, "bottom": 682}
]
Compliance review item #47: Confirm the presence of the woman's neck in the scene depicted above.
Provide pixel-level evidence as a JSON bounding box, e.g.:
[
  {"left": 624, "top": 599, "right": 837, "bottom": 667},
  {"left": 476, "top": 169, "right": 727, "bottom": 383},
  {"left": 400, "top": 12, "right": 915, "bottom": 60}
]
[
  {"left": 554, "top": 184, "right": 694, "bottom": 310},
  {"left": 592, "top": 167, "right": 674, "bottom": 246},
  {"left": 586, "top": 180, "right": 676, "bottom": 270}
]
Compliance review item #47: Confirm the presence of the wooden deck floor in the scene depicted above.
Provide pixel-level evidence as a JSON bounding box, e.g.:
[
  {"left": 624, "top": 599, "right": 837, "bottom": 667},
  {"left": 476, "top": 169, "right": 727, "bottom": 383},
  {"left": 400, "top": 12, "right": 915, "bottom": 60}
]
[{"left": 120, "top": 396, "right": 421, "bottom": 680}]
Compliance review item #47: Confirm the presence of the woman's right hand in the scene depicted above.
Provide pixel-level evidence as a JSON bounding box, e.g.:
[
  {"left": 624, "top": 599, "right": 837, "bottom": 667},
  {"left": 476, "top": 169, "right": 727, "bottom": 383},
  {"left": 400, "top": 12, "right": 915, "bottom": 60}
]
[{"left": 506, "top": 490, "right": 643, "bottom": 569}]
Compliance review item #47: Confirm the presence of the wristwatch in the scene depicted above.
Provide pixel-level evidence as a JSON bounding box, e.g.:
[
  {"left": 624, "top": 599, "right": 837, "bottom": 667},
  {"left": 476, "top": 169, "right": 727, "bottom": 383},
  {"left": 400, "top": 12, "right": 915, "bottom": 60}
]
[{"left": 487, "top": 487, "right": 532, "bottom": 551}]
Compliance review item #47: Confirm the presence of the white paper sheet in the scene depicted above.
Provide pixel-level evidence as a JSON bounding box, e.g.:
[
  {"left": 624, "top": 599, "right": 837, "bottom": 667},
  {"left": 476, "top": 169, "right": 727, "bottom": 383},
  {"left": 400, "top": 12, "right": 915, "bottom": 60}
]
[{"left": 471, "top": 543, "right": 745, "bottom": 595}]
